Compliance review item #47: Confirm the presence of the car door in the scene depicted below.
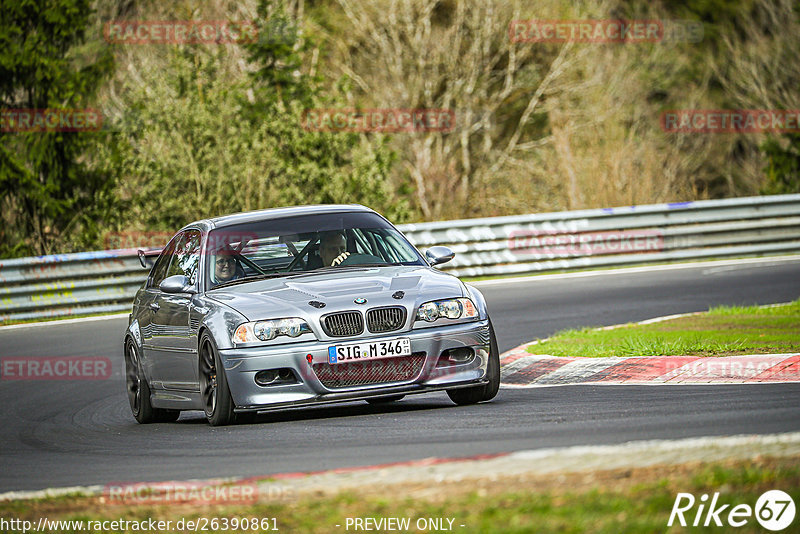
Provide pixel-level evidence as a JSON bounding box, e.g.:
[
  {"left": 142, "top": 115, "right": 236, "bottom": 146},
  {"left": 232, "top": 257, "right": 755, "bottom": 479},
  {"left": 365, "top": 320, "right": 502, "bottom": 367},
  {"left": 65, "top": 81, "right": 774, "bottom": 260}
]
[
  {"left": 138, "top": 235, "right": 178, "bottom": 386},
  {"left": 147, "top": 230, "right": 202, "bottom": 391}
]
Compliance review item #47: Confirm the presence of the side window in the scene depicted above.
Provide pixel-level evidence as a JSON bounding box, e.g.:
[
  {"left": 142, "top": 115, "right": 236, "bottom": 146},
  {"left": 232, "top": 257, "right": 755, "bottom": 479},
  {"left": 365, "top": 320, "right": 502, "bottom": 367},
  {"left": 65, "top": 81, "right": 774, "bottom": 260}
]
[
  {"left": 149, "top": 234, "right": 179, "bottom": 288},
  {"left": 167, "top": 230, "right": 202, "bottom": 284}
]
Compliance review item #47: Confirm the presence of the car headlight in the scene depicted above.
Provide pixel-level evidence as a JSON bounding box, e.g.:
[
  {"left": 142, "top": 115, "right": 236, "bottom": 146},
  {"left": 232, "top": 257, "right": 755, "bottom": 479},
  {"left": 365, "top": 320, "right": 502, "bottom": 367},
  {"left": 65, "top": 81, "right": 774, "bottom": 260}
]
[
  {"left": 233, "top": 318, "right": 311, "bottom": 343},
  {"left": 415, "top": 298, "right": 478, "bottom": 323}
]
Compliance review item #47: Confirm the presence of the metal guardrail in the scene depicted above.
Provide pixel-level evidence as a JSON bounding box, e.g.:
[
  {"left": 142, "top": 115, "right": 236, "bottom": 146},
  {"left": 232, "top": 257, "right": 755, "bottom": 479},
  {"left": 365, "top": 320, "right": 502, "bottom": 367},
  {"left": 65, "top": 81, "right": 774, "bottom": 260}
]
[{"left": 1, "top": 194, "right": 799, "bottom": 322}]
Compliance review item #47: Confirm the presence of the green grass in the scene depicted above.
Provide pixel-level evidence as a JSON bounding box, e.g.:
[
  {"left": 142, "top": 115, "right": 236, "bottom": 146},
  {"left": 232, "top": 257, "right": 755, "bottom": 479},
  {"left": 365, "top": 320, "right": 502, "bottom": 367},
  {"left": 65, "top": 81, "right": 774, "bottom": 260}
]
[
  {"left": 529, "top": 299, "right": 800, "bottom": 358},
  {"left": 1, "top": 457, "right": 797, "bottom": 533}
]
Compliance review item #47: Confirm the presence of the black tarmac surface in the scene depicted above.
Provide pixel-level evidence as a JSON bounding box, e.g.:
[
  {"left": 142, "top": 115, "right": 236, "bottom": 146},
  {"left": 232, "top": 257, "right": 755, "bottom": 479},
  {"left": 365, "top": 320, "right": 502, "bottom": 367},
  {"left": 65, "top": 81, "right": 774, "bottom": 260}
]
[{"left": 1, "top": 258, "right": 799, "bottom": 492}]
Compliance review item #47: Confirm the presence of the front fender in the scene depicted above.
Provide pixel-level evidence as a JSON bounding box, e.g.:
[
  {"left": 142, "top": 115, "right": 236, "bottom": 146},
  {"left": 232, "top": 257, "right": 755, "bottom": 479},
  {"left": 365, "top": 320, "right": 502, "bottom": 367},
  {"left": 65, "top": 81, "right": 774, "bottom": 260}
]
[{"left": 196, "top": 296, "right": 249, "bottom": 350}]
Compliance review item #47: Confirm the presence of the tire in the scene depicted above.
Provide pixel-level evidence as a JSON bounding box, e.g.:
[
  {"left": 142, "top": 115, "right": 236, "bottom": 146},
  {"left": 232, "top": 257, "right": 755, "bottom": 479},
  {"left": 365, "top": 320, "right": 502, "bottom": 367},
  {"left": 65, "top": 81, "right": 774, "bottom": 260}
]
[
  {"left": 447, "top": 318, "right": 500, "bottom": 406},
  {"left": 365, "top": 395, "right": 405, "bottom": 405},
  {"left": 125, "top": 339, "right": 180, "bottom": 424},
  {"left": 199, "top": 332, "right": 236, "bottom": 426}
]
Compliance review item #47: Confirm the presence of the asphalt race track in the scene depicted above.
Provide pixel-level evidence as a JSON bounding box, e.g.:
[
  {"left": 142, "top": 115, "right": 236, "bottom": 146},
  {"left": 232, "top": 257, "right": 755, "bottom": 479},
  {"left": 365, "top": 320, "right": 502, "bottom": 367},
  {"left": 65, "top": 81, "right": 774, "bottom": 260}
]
[{"left": 1, "top": 258, "right": 799, "bottom": 492}]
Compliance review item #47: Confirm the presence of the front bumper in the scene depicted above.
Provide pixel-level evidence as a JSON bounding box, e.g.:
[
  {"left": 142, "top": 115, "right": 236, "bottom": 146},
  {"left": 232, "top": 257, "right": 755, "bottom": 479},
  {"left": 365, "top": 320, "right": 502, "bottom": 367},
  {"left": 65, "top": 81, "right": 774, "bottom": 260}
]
[{"left": 219, "top": 320, "right": 491, "bottom": 412}]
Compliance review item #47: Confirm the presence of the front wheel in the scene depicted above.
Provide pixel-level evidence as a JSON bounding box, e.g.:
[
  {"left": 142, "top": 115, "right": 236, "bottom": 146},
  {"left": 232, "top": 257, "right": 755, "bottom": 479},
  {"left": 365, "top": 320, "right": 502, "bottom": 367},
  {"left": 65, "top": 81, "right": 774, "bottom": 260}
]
[
  {"left": 199, "top": 333, "right": 236, "bottom": 426},
  {"left": 125, "top": 339, "right": 180, "bottom": 423},
  {"left": 447, "top": 319, "right": 500, "bottom": 406}
]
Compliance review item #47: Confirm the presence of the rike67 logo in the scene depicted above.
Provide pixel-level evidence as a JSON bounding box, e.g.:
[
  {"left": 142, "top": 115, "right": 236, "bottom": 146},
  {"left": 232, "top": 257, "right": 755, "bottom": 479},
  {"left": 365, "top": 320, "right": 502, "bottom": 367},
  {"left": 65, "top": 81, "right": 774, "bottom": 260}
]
[{"left": 669, "top": 490, "right": 796, "bottom": 530}]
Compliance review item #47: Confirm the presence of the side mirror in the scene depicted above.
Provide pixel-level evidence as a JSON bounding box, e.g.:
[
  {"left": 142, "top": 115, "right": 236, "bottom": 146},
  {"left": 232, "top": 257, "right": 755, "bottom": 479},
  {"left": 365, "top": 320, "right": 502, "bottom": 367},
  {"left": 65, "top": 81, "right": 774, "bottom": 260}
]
[
  {"left": 160, "top": 275, "right": 195, "bottom": 294},
  {"left": 425, "top": 246, "right": 455, "bottom": 266},
  {"left": 138, "top": 249, "right": 147, "bottom": 268}
]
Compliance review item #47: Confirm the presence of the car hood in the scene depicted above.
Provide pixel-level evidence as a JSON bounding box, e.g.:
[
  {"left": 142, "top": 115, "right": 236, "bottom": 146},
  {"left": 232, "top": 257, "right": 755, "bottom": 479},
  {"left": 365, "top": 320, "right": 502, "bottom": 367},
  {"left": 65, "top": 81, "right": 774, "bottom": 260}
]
[{"left": 205, "top": 265, "right": 466, "bottom": 321}]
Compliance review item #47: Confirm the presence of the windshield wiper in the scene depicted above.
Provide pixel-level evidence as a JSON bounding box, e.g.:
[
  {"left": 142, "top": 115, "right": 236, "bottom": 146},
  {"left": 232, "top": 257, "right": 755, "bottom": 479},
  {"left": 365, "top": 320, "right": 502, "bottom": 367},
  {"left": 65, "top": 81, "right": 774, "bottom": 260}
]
[
  {"left": 311, "top": 264, "right": 381, "bottom": 273},
  {"left": 210, "top": 272, "right": 294, "bottom": 289},
  {"left": 213, "top": 263, "right": 409, "bottom": 287},
  {"left": 290, "top": 263, "right": 404, "bottom": 275}
]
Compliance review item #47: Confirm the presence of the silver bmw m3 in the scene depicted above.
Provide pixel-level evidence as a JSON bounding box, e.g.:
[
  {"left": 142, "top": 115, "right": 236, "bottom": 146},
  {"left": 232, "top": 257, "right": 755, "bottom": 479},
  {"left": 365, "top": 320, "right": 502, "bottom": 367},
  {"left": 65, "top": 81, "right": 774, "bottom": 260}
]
[{"left": 124, "top": 205, "right": 499, "bottom": 426}]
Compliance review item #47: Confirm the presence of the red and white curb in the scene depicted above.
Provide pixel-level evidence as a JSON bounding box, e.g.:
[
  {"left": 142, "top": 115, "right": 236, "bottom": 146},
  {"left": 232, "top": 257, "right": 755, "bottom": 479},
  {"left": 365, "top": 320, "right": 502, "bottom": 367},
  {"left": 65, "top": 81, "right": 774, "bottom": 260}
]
[
  {"left": 500, "top": 349, "right": 800, "bottom": 386},
  {"left": 500, "top": 301, "right": 799, "bottom": 386}
]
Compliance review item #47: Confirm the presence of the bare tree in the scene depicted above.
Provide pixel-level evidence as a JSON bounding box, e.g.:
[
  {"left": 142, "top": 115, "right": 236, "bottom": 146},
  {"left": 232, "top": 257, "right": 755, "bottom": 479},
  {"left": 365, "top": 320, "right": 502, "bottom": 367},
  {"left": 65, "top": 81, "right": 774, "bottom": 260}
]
[
  {"left": 713, "top": 0, "right": 800, "bottom": 111},
  {"left": 327, "top": 0, "right": 599, "bottom": 220},
  {"left": 324, "top": 0, "right": 730, "bottom": 218}
]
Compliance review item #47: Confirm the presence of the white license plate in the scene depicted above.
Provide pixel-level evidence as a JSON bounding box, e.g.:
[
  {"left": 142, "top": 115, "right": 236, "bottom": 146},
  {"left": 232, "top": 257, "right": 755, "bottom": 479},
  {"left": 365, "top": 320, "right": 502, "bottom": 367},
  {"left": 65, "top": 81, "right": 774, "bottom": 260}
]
[{"left": 328, "top": 338, "right": 411, "bottom": 364}]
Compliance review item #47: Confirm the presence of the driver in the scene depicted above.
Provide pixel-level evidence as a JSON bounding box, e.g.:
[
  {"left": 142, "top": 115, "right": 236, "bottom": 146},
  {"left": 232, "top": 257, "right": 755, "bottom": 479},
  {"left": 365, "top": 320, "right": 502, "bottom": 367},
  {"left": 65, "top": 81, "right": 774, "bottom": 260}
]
[
  {"left": 212, "top": 247, "right": 240, "bottom": 285},
  {"left": 319, "top": 231, "right": 350, "bottom": 266}
]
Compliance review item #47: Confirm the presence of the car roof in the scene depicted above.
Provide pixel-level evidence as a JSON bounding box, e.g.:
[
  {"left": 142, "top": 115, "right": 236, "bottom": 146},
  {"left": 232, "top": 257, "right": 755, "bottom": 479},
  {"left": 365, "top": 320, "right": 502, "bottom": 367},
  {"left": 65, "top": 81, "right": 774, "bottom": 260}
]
[{"left": 193, "top": 204, "right": 376, "bottom": 230}]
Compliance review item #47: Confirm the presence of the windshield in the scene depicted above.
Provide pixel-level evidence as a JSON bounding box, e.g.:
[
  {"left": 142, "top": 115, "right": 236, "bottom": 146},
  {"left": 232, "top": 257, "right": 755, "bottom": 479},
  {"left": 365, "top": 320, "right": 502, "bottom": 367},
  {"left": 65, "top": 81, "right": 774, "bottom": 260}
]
[{"left": 205, "top": 211, "right": 425, "bottom": 288}]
